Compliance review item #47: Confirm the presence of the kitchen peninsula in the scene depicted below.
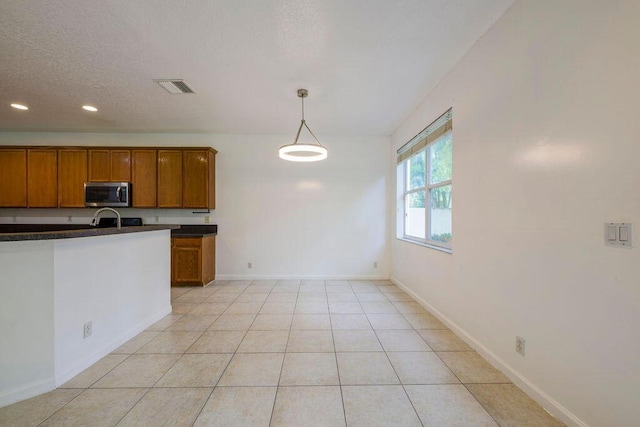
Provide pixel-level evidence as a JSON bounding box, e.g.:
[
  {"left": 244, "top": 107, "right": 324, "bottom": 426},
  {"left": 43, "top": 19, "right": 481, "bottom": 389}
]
[{"left": 0, "top": 225, "right": 177, "bottom": 407}]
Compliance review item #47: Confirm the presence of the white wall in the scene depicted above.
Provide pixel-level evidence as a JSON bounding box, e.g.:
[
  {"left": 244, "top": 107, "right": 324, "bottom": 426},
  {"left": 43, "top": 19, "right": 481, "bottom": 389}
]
[
  {"left": 0, "top": 133, "right": 390, "bottom": 279},
  {"left": 390, "top": 1, "right": 640, "bottom": 426}
]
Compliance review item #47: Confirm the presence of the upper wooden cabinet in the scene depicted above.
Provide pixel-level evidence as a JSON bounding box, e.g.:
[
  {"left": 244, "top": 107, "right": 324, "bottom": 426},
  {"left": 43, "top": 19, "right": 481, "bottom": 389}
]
[
  {"left": 58, "top": 149, "right": 87, "bottom": 208},
  {"left": 88, "top": 150, "right": 109, "bottom": 182},
  {"left": 0, "top": 146, "right": 216, "bottom": 210},
  {"left": 27, "top": 149, "right": 57, "bottom": 208},
  {"left": 131, "top": 149, "right": 157, "bottom": 208},
  {"left": 183, "top": 149, "right": 216, "bottom": 209},
  {"left": 88, "top": 149, "right": 131, "bottom": 182},
  {"left": 157, "top": 150, "right": 183, "bottom": 208},
  {"left": 111, "top": 150, "right": 131, "bottom": 181},
  {"left": 0, "top": 149, "right": 27, "bottom": 207}
]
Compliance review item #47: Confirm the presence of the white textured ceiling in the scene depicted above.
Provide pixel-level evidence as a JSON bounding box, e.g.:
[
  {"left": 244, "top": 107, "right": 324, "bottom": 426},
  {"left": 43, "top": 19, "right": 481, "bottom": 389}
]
[{"left": 0, "top": 0, "right": 514, "bottom": 135}]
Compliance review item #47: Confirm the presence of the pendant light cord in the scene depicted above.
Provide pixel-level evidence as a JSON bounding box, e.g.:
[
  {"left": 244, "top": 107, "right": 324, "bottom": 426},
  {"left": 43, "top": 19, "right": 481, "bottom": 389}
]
[{"left": 291, "top": 89, "right": 324, "bottom": 148}]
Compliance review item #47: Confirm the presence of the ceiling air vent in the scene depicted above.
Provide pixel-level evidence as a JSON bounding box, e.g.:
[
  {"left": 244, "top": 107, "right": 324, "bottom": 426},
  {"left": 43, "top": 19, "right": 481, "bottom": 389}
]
[{"left": 154, "top": 79, "right": 195, "bottom": 94}]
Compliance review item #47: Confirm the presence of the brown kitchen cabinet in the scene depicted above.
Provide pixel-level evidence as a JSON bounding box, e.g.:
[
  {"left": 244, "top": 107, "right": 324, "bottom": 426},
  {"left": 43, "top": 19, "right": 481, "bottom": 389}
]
[
  {"left": 0, "top": 145, "right": 216, "bottom": 210},
  {"left": 171, "top": 235, "right": 216, "bottom": 286},
  {"left": 157, "top": 150, "right": 183, "bottom": 208},
  {"left": 183, "top": 149, "right": 216, "bottom": 209},
  {"left": 88, "top": 149, "right": 131, "bottom": 182},
  {"left": 131, "top": 149, "right": 157, "bottom": 208},
  {"left": 0, "top": 149, "right": 27, "bottom": 207},
  {"left": 27, "top": 149, "right": 57, "bottom": 207},
  {"left": 58, "top": 149, "right": 87, "bottom": 208}
]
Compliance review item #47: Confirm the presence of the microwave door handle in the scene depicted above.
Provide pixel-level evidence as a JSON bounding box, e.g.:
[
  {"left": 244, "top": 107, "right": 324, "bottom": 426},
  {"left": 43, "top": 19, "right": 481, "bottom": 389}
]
[{"left": 116, "top": 186, "right": 121, "bottom": 202}]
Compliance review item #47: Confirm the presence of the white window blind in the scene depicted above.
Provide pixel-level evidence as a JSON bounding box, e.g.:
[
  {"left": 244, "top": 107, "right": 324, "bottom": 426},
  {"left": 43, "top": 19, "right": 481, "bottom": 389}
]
[{"left": 397, "top": 108, "right": 452, "bottom": 164}]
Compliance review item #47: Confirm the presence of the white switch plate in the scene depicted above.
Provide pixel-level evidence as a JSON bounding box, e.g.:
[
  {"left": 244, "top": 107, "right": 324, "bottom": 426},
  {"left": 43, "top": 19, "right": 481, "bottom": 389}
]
[{"left": 605, "top": 223, "right": 633, "bottom": 248}]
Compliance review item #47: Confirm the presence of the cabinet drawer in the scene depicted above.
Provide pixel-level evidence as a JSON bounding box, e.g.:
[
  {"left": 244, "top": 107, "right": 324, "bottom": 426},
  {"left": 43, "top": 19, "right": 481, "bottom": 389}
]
[{"left": 173, "top": 237, "right": 202, "bottom": 248}]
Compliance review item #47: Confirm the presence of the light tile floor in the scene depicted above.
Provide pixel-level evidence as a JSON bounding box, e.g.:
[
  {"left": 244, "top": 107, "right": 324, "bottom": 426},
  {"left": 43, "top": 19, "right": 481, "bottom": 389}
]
[{"left": 0, "top": 279, "right": 564, "bottom": 426}]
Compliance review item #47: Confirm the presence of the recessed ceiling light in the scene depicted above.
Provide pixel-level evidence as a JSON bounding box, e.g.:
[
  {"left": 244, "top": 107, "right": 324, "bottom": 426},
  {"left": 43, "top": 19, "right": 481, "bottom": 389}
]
[
  {"left": 11, "top": 103, "right": 28, "bottom": 110},
  {"left": 82, "top": 105, "right": 98, "bottom": 112}
]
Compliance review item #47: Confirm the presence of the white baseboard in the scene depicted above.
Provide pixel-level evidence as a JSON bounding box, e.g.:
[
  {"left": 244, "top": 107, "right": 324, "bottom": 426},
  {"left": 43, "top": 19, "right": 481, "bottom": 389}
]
[
  {"left": 0, "top": 378, "right": 55, "bottom": 409},
  {"left": 54, "top": 305, "right": 172, "bottom": 387},
  {"left": 1, "top": 306, "right": 172, "bottom": 409},
  {"left": 215, "top": 274, "right": 389, "bottom": 281},
  {"left": 390, "top": 276, "right": 586, "bottom": 427}
]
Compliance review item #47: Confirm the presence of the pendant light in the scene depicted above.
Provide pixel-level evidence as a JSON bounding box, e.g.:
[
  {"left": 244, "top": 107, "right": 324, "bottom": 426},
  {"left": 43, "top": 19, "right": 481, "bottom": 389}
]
[{"left": 279, "top": 89, "right": 328, "bottom": 162}]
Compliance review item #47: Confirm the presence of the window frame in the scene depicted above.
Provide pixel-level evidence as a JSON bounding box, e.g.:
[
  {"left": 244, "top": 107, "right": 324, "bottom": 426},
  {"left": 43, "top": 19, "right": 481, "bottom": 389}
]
[{"left": 398, "top": 110, "right": 452, "bottom": 252}]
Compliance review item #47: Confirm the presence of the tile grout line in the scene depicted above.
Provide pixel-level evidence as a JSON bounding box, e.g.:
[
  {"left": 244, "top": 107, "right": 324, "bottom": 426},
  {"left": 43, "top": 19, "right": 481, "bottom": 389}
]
[
  {"left": 38, "top": 285, "right": 210, "bottom": 426},
  {"left": 368, "top": 290, "right": 425, "bottom": 427},
  {"left": 193, "top": 279, "right": 275, "bottom": 425},
  {"left": 22, "top": 279, "right": 516, "bottom": 426},
  {"left": 36, "top": 291, "right": 184, "bottom": 425},
  {"left": 124, "top": 283, "right": 223, "bottom": 425},
  {"left": 419, "top": 305, "right": 503, "bottom": 426},
  {"left": 117, "top": 284, "right": 219, "bottom": 426},
  {"left": 460, "top": 383, "right": 502, "bottom": 427},
  {"left": 187, "top": 281, "right": 237, "bottom": 427},
  {"left": 268, "top": 278, "right": 301, "bottom": 427},
  {"left": 329, "top": 280, "right": 348, "bottom": 427}
]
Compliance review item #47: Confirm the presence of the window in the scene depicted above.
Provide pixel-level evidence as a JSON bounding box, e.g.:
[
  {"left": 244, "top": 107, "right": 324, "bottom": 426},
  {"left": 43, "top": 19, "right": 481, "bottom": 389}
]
[{"left": 397, "top": 109, "right": 452, "bottom": 251}]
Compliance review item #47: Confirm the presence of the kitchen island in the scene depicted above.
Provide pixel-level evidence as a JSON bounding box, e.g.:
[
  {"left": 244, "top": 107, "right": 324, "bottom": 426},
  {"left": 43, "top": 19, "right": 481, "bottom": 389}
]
[{"left": 0, "top": 225, "right": 178, "bottom": 408}]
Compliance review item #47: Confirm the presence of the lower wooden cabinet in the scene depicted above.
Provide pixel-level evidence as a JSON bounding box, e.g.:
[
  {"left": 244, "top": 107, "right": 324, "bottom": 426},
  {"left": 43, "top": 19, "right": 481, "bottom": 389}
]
[{"left": 171, "top": 235, "right": 216, "bottom": 286}]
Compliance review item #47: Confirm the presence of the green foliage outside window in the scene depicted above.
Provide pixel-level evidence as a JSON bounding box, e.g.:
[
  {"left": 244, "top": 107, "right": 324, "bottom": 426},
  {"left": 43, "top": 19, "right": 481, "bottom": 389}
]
[
  {"left": 408, "top": 133, "right": 452, "bottom": 209},
  {"left": 409, "top": 152, "right": 426, "bottom": 207}
]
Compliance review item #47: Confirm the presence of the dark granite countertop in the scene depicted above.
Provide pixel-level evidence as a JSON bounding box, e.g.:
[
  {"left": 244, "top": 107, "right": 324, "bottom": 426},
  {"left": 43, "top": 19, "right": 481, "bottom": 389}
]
[
  {"left": 0, "top": 225, "right": 179, "bottom": 242},
  {"left": 171, "top": 225, "right": 218, "bottom": 237}
]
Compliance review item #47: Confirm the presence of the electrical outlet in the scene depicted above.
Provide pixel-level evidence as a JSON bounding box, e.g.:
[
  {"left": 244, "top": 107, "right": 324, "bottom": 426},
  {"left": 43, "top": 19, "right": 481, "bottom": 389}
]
[
  {"left": 204, "top": 215, "right": 211, "bottom": 224},
  {"left": 516, "top": 336, "right": 525, "bottom": 356},
  {"left": 248, "top": 262, "right": 252, "bottom": 269},
  {"left": 83, "top": 321, "right": 93, "bottom": 339},
  {"left": 67, "top": 216, "right": 73, "bottom": 223},
  {"left": 154, "top": 216, "right": 159, "bottom": 223},
  {"left": 373, "top": 262, "right": 378, "bottom": 268}
]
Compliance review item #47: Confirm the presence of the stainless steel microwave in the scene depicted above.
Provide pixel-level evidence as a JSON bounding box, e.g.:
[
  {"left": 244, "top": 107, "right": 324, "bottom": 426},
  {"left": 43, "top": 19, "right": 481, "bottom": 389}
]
[{"left": 84, "top": 182, "right": 131, "bottom": 207}]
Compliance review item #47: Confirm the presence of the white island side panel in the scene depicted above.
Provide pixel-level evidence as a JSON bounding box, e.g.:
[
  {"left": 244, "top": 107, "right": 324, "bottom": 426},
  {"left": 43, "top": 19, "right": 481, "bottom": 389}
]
[
  {"left": 53, "top": 229, "right": 172, "bottom": 385},
  {"left": 0, "top": 241, "right": 55, "bottom": 407}
]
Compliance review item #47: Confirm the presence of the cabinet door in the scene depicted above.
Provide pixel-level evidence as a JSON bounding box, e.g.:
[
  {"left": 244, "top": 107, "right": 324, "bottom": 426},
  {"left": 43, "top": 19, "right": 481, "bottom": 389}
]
[
  {"left": 58, "top": 149, "right": 87, "bottom": 208},
  {"left": 201, "top": 235, "right": 216, "bottom": 284},
  {"left": 0, "top": 149, "right": 27, "bottom": 207},
  {"left": 27, "top": 149, "right": 57, "bottom": 207},
  {"left": 171, "top": 238, "right": 202, "bottom": 284},
  {"left": 110, "top": 149, "right": 131, "bottom": 181},
  {"left": 88, "top": 149, "right": 110, "bottom": 182},
  {"left": 131, "top": 150, "right": 157, "bottom": 207},
  {"left": 208, "top": 150, "right": 216, "bottom": 209},
  {"left": 183, "top": 149, "right": 215, "bottom": 209},
  {"left": 158, "top": 150, "right": 183, "bottom": 208}
]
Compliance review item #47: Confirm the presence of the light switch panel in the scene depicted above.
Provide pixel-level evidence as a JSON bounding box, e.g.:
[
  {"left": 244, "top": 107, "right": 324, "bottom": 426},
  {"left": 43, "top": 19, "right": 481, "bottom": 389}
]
[
  {"left": 605, "top": 223, "right": 633, "bottom": 248},
  {"left": 619, "top": 226, "right": 630, "bottom": 242}
]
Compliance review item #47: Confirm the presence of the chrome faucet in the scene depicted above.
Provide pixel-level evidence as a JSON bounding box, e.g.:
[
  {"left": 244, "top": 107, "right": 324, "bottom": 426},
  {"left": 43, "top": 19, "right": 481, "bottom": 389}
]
[{"left": 90, "top": 207, "right": 122, "bottom": 229}]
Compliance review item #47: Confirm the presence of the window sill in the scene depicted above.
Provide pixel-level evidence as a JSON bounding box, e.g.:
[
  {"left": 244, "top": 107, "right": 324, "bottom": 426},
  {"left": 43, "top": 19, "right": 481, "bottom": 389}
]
[{"left": 396, "top": 237, "right": 452, "bottom": 254}]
